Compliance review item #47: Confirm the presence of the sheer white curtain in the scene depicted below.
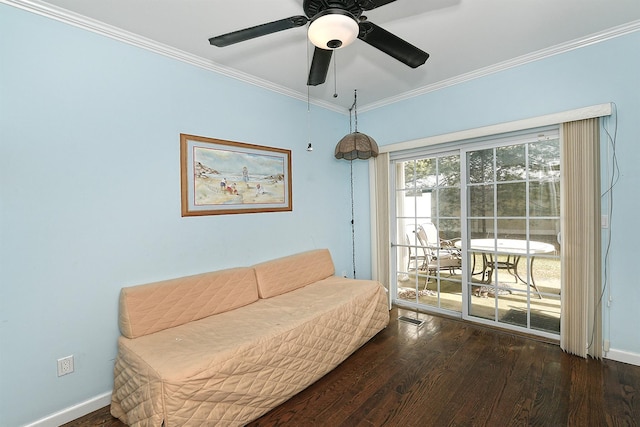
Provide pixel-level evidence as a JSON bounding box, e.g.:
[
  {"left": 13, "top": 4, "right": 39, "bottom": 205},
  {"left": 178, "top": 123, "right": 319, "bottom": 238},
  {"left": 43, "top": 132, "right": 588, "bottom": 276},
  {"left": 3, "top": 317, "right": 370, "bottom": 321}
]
[{"left": 560, "top": 118, "right": 602, "bottom": 358}]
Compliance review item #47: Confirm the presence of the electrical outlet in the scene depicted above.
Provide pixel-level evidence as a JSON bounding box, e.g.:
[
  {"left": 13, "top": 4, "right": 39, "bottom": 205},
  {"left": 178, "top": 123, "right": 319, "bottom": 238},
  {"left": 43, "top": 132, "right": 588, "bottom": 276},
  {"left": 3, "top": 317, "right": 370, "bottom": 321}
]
[{"left": 57, "top": 355, "right": 74, "bottom": 377}]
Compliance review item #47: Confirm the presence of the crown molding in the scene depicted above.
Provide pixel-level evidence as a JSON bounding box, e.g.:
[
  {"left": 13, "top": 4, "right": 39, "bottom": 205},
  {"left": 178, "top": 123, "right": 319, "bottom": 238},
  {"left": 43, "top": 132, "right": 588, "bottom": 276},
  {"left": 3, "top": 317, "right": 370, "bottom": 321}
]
[
  {"left": 4, "top": 0, "right": 639, "bottom": 114},
  {"left": 1, "top": 0, "right": 346, "bottom": 113},
  {"left": 360, "top": 19, "right": 640, "bottom": 112}
]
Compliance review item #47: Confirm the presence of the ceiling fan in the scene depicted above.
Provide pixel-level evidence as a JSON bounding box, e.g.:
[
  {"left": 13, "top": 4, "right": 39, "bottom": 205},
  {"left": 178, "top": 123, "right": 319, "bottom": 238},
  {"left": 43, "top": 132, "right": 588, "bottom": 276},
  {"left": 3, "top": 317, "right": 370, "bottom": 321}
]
[{"left": 208, "top": 0, "right": 429, "bottom": 86}]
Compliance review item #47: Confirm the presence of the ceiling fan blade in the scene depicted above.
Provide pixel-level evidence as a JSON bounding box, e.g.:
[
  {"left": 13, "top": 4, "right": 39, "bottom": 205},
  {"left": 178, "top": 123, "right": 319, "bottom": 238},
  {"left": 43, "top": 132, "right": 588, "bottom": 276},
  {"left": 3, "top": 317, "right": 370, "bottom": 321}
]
[
  {"left": 359, "top": 0, "right": 397, "bottom": 10},
  {"left": 358, "top": 21, "right": 429, "bottom": 68},
  {"left": 307, "top": 47, "right": 333, "bottom": 86},
  {"left": 209, "top": 15, "right": 308, "bottom": 47}
]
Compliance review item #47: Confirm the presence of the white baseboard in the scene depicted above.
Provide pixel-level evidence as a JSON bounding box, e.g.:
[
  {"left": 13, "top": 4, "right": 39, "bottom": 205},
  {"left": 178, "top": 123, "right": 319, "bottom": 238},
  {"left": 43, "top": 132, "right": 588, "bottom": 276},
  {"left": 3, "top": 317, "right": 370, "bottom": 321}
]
[
  {"left": 24, "top": 391, "right": 112, "bottom": 427},
  {"left": 14, "top": 346, "right": 640, "bottom": 426},
  {"left": 16, "top": 348, "right": 640, "bottom": 426},
  {"left": 605, "top": 348, "right": 640, "bottom": 366}
]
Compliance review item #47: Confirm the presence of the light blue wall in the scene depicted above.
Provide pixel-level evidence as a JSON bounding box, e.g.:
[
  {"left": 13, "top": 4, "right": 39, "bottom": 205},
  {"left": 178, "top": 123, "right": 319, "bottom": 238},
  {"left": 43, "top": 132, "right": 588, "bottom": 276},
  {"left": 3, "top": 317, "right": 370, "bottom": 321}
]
[
  {"left": 3, "top": 3, "right": 639, "bottom": 425},
  {"left": 0, "top": 5, "right": 369, "bottom": 426},
  {"left": 361, "top": 30, "right": 640, "bottom": 358}
]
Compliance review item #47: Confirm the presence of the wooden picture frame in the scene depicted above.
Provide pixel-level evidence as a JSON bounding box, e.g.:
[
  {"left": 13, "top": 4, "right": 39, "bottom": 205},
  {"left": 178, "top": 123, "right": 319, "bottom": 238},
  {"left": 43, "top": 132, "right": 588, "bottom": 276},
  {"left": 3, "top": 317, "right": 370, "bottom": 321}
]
[{"left": 180, "top": 134, "right": 292, "bottom": 216}]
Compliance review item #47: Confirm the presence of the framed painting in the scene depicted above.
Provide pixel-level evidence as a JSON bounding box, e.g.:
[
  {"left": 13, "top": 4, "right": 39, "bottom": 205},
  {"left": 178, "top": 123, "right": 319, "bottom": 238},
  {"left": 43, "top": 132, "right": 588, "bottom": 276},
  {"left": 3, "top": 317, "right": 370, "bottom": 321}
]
[{"left": 180, "top": 134, "right": 292, "bottom": 216}]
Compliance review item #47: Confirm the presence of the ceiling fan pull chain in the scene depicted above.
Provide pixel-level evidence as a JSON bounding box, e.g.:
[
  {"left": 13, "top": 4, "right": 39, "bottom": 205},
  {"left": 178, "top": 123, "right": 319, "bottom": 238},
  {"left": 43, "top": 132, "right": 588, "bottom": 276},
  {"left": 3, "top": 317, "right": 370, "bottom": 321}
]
[
  {"left": 306, "top": 41, "right": 313, "bottom": 151},
  {"left": 333, "top": 52, "right": 338, "bottom": 98}
]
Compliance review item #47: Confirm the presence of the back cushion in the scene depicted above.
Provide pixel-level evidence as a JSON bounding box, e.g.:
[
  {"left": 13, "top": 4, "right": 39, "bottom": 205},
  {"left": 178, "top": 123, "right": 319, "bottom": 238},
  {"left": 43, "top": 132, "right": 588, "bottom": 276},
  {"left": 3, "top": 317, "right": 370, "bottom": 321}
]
[
  {"left": 254, "top": 249, "right": 335, "bottom": 299},
  {"left": 119, "top": 267, "right": 258, "bottom": 338}
]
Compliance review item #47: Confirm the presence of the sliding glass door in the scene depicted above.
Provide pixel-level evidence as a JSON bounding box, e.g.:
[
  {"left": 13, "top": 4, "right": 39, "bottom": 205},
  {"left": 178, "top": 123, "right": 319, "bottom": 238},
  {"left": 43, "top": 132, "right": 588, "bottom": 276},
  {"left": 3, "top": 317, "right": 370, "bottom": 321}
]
[
  {"left": 391, "top": 128, "right": 561, "bottom": 337},
  {"left": 393, "top": 152, "right": 462, "bottom": 314},
  {"left": 463, "top": 131, "right": 561, "bottom": 336}
]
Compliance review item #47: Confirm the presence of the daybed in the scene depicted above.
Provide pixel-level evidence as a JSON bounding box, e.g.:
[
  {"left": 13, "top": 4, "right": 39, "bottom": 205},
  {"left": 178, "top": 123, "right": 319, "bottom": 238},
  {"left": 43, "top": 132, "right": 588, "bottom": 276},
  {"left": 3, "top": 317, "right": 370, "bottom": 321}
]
[{"left": 110, "top": 249, "right": 389, "bottom": 426}]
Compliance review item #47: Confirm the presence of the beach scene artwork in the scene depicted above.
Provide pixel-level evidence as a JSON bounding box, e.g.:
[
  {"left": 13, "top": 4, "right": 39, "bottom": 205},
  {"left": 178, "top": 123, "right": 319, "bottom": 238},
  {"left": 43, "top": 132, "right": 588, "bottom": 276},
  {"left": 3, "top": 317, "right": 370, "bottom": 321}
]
[
  {"left": 180, "top": 134, "right": 291, "bottom": 216},
  {"left": 193, "top": 145, "right": 286, "bottom": 206},
  {"left": 180, "top": 134, "right": 293, "bottom": 216}
]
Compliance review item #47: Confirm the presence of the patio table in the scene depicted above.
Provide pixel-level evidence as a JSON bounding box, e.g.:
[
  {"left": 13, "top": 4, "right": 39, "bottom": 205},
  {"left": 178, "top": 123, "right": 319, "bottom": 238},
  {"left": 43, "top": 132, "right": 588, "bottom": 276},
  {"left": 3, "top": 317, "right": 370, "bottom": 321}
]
[{"left": 456, "top": 239, "right": 556, "bottom": 298}]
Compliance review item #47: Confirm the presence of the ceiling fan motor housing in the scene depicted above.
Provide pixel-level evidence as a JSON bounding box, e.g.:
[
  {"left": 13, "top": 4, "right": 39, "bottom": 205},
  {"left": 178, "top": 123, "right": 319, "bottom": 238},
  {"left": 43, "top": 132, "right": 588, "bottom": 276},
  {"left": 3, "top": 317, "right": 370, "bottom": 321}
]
[{"left": 303, "top": 0, "right": 364, "bottom": 20}]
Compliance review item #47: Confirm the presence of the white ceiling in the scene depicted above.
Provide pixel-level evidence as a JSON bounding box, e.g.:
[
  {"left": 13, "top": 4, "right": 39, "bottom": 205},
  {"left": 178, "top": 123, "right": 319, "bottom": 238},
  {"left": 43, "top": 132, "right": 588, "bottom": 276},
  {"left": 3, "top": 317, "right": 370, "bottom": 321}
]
[{"left": 10, "top": 0, "right": 640, "bottom": 111}]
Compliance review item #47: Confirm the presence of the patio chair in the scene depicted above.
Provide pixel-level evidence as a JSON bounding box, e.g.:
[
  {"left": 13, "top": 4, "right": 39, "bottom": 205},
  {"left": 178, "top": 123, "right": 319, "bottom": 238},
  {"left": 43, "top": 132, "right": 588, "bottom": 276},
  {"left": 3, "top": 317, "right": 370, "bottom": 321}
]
[
  {"left": 417, "top": 223, "right": 462, "bottom": 275},
  {"left": 405, "top": 224, "right": 428, "bottom": 272}
]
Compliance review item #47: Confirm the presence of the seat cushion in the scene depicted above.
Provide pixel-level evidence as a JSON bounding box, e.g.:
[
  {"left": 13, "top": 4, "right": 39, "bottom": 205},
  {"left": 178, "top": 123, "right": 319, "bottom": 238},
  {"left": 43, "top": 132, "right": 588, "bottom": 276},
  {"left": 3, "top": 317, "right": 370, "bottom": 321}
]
[{"left": 253, "top": 249, "right": 335, "bottom": 299}]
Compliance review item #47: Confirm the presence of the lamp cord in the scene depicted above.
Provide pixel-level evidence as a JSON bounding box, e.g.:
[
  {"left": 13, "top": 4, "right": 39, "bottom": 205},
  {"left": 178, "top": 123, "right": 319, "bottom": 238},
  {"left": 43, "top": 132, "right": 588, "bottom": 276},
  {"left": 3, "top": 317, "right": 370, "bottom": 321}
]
[
  {"left": 306, "top": 42, "right": 311, "bottom": 148},
  {"left": 354, "top": 89, "right": 358, "bottom": 132},
  {"left": 350, "top": 159, "right": 356, "bottom": 278},
  {"left": 347, "top": 89, "right": 359, "bottom": 278},
  {"left": 348, "top": 89, "right": 357, "bottom": 133}
]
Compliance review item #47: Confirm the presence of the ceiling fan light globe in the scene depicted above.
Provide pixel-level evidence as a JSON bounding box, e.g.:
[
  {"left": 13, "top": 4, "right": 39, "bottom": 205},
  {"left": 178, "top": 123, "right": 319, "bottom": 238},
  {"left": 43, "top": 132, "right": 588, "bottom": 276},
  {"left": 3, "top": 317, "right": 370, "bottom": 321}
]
[{"left": 308, "top": 12, "right": 359, "bottom": 50}]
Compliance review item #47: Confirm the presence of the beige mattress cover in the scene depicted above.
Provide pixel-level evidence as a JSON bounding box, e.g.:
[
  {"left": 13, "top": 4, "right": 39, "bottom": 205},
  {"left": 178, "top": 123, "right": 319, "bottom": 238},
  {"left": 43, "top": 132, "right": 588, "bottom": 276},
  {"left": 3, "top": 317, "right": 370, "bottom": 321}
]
[{"left": 111, "top": 276, "right": 388, "bottom": 426}]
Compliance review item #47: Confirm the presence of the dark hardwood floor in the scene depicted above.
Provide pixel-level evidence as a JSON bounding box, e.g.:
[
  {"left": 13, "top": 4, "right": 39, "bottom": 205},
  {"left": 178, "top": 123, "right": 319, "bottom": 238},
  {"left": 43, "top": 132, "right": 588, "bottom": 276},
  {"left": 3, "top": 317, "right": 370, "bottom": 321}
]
[{"left": 65, "top": 307, "right": 640, "bottom": 426}]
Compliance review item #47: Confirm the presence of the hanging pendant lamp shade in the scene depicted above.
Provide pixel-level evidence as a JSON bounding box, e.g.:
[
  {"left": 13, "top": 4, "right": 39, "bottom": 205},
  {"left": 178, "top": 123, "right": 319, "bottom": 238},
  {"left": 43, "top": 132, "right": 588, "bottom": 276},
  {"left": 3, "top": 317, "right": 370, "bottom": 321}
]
[
  {"left": 335, "top": 89, "right": 378, "bottom": 160},
  {"left": 335, "top": 131, "right": 379, "bottom": 160}
]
